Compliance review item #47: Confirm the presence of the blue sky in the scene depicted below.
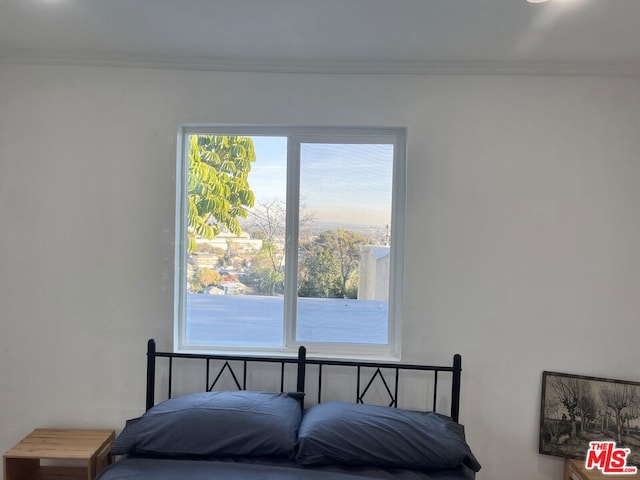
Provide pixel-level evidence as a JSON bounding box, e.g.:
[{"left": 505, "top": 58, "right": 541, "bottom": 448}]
[{"left": 250, "top": 137, "right": 393, "bottom": 226}]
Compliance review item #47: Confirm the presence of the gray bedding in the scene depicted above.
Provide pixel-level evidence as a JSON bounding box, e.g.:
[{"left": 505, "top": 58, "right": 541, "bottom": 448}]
[
  {"left": 97, "top": 456, "right": 476, "bottom": 480},
  {"left": 105, "top": 393, "right": 479, "bottom": 480}
]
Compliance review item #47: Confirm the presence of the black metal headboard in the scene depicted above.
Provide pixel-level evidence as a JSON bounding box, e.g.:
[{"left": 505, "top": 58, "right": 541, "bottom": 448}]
[
  {"left": 145, "top": 339, "right": 463, "bottom": 422},
  {"left": 145, "top": 339, "right": 305, "bottom": 411}
]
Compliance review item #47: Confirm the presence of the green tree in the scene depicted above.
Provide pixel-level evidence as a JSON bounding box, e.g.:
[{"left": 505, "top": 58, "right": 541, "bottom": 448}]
[
  {"left": 187, "top": 135, "right": 256, "bottom": 253},
  {"left": 247, "top": 199, "right": 286, "bottom": 277},
  {"left": 298, "top": 245, "right": 342, "bottom": 298},
  {"left": 245, "top": 198, "right": 313, "bottom": 296},
  {"left": 298, "top": 229, "right": 370, "bottom": 299},
  {"left": 334, "top": 229, "right": 368, "bottom": 297},
  {"left": 250, "top": 240, "right": 284, "bottom": 295}
]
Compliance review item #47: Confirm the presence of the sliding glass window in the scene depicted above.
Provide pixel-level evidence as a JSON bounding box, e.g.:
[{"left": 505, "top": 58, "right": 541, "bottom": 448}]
[{"left": 175, "top": 126, "right": 405, "bottom": 358}]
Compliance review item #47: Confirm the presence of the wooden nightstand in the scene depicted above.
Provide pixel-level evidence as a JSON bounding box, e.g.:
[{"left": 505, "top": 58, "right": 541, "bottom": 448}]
[
  {"left": 565, "top": 458, "right": 640, "bottom": 480},
  {"left": 3, "top": 428, "right": 115, "bottom": 480}
]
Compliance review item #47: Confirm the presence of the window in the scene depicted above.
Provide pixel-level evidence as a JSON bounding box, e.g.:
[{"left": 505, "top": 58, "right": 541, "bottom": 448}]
[{"left": 175, "top": 126, "right": 406, "bottom": 358}]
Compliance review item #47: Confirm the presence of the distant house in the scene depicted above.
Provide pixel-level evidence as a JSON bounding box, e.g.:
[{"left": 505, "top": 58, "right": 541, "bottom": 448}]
[
  {"left": 220, "top": 280, "right": 249, "bottom": 295},
  {"left": 190, "top": 252, "right": 220, "bottom": 269},
  {"left": 195, "top": 231, "right": 262, "bottom": 253}
]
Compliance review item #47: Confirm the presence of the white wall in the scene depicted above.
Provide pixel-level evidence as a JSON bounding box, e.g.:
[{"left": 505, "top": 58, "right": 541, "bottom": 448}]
[{"left": 1, "top": 64, "right": 639, "bottom": 479}]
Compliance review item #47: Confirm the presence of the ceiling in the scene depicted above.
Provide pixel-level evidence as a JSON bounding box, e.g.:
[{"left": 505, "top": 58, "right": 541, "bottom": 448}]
[{"left": 1, "top": 0, "right": 639, "bottom": 75}]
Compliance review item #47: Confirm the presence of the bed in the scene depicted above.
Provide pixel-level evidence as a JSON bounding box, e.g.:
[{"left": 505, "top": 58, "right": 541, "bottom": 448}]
[{"left": 98, "top": 339, "right": 480, "bottom": 480}]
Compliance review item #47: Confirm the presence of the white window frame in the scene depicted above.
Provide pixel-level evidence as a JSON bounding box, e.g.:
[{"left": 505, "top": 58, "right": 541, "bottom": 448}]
[{"left": 174, "top": 125, "right": 406, "bottom": 360}]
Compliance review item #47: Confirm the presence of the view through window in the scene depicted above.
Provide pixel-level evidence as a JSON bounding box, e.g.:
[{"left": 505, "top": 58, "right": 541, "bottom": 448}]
[{"left": 176, "top": 127, "right": 405, "bottom": 356}]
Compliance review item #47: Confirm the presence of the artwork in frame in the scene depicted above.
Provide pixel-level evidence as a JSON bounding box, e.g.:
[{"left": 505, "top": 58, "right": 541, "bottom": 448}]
[{"left": 540, "top": 371, "right": 640, "bottom": 465}]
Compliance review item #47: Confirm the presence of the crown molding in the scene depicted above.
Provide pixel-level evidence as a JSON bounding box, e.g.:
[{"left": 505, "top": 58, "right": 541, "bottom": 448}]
[{"left": 1, "top": 52, "right": 639, "bottom": 77}]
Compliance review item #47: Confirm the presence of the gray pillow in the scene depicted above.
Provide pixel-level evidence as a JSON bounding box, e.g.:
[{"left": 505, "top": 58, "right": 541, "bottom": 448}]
[
  {"left": 112, "top": 391, "right": 303, "bottom": 458},
  {"left": 296, "top": 402, "right": 481, "bottom": 472}
]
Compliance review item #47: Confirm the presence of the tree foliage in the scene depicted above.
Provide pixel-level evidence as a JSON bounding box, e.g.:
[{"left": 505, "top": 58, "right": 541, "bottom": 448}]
[
  {"left": 187, "top": 135, "right": 256, "bottom": 253},
  {"left": 245, "top": 198, "right": 314, "bottom": 296},
  {"left": 247, "top": 198, "right": 286, "bottom": 276},
  {"left": 298, "top": 229, "right": 370, "bottom": 299},
  {"left": 198, "top": 267, "right": 221, "bottom": 288},
  {"left": 251, "top": 245, "right": 285, "bottom": 296}
]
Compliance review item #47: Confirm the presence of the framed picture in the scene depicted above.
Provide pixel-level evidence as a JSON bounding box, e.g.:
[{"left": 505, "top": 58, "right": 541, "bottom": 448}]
[{"left": 540, "top": 371, "right": 640, "bottom": 465}]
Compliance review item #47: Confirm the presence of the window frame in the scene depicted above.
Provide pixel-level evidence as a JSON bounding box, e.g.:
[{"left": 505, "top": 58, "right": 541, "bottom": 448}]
[{"left": 174, "top": 125, "right": 406, "bottom": 360}]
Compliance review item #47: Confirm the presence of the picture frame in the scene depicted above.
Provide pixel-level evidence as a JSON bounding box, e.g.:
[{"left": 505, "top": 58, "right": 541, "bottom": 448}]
[{"left": 540, "top": 371, "right": 640, "bottom": 465}]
